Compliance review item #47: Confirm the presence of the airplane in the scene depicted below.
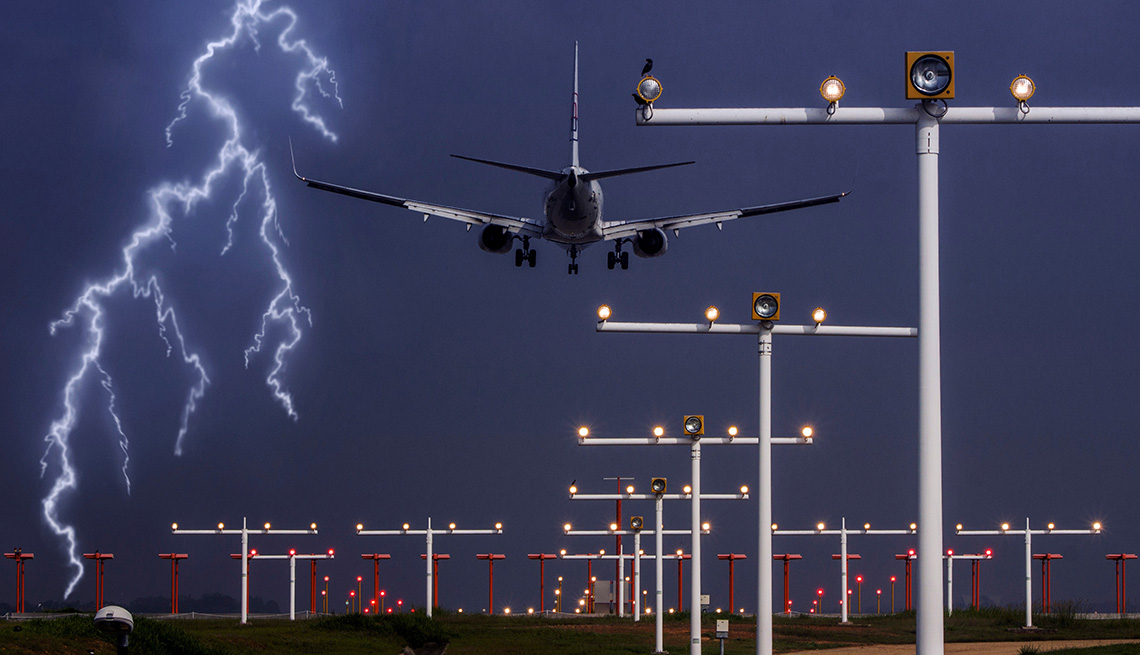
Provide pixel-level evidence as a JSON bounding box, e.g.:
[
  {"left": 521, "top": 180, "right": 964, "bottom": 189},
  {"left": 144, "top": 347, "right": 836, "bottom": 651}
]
[{"left": 292, "top": 43, "right": 848, "bottom": 274}]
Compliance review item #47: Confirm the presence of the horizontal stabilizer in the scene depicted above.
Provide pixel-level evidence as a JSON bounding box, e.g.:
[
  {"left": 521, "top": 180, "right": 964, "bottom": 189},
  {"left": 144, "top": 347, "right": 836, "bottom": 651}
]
[
  {"left": 579, "top": 161, "right": 694, "bottom": 182},
  {"left": 451, "top": 154, "right": 565, "bottom": 181}
]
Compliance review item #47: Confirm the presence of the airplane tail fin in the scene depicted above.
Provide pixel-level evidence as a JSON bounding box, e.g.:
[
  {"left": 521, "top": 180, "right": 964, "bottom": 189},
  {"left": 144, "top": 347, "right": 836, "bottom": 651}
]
[{"left": 570, "top": 41, "right": 579, "bottom": 168}]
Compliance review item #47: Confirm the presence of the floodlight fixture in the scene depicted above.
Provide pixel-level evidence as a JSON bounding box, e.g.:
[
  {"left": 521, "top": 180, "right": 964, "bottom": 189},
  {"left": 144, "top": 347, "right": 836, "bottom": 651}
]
[
  {"left": 906, "top": 51, "right": 955, "bottom": 99},
  {"left": 752, "top": 292, "right": 780, "bottom": 321},
  {"left": 1010, "top": 75, "right": 1035, "bottom": 100},
  {"left": 820, "top": 76, "right": 845, "bottom": 114},
  {"left": 631, "top": 516, "right": 644, "bottom": 530},
  {"left": 683, "top": 415, "right": 704, "bottom": 437},
  {"left": 637, "top": 76, "right": 663, "bottom": 103},
  {"left": 651, "top": 477, "right": 667, "bottom": 494},
  {"left": 597, "top": 305, "right": 612, "bottom": 321}
]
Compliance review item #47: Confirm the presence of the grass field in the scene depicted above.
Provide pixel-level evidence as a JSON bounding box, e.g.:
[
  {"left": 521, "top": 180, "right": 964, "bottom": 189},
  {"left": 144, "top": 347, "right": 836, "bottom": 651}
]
[{"left": 3, "top": 607, "right": 1140, "bottom": 654}]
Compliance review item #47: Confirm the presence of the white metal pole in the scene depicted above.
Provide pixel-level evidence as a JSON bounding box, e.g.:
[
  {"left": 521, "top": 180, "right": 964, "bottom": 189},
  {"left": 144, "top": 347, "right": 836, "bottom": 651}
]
[
  {"left": 426, "top": 518, "right": 434, "bottom": 618},
  {"left": 840, "top": 518, "right": 849, "bottom": 623},
  {"left": 1025, "top": 519, "right": 1033, "bottom": 628},
  {"left": 619, "top": 542, "right": 626, "bottom": 618},
  {"left": 634, "top": 531, "right": 642, "bottom": 622},
  {"left": 290, "top": 555, "right": 296, "bottom": 620},
  {"left": 656, "top": 495, "right": 665, "bottom": 654},
  {"left": 757, "top": 327, "right": 774, "bottom": 655},
  {"left": 945, "top": 554, "right": 952, "bottom": 617},
  {"left": 241, "top": 517, "right": 249, "bottom": 624},
  {"left": 916, "top": 110, "right": 944, "bottom": 655},
  {"left": 691, "top": 438, "right": 702, "bottom": 655}
]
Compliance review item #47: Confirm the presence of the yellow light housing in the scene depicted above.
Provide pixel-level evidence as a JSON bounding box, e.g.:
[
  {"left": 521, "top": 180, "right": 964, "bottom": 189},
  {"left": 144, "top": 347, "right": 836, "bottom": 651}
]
[
  {"left": 1010, "top": 75, "right": 1035, "bottom": 101},
  {"left": 752, "top": 292, "right": 781, "bottom": 321},
  {"left": 597, "top": 305, "right": 611, "bottom": 321},
  {"left": 705, "top": 306, "right": 720, "bottom": 322},
  {"left": 683, "top": 415, "right": 704, "bottom": 436},
  {"left": 906, "top": 51, "right": 955, "bottom": 99},
  {"left": 637, "top": 76, "right": 663, "bottom": 103},
  {"left": 820, "top": 76, "right": 846, "bottom": 103},
  {"left": 651, "top": 477, "right": 667, "bottom": 494}
]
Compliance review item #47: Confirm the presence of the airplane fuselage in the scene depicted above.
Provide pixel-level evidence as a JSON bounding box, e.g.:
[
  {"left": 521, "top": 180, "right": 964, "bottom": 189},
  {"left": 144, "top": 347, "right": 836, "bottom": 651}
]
[{"left": 542, "top": 166, "right": 604, "bottom": 245}]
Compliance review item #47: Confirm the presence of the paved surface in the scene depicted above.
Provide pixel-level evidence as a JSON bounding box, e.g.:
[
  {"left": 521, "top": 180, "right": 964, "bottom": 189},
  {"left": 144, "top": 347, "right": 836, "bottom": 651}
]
[{"left": 786, "top": 640, "right": 1140, "bottom": 655}]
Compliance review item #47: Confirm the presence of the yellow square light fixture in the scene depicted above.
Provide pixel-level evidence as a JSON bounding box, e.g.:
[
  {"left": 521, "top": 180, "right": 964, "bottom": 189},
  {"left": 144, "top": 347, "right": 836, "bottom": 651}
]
[
  {"left": 906, "top": 51, "right": 955, "bottom": 100},
  {"left": 751, "top": 292, "right": 780, "bottom": 321}
]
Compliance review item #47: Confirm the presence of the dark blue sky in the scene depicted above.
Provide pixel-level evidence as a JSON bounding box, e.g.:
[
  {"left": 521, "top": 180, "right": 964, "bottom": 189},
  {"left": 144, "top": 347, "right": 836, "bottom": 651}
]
[{"left": 3, "top": 0, "right": 1139, "bottom": 616}]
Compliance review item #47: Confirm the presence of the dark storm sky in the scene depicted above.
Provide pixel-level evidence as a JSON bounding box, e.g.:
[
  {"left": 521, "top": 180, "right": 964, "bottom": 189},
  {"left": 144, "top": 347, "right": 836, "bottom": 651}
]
[{"left": 3, "top": 0, "right": 1139, "bottom": 615}]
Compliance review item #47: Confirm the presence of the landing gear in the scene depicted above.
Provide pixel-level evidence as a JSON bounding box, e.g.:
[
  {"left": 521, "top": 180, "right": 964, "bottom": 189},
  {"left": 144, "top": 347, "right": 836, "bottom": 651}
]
[
  {"left": 568, "top": 245, "right": 580, "bottom": 275},
  {"left": 514, "top": 236, "right": 536, "bottom": 268},
  {"left": 607, "top": 243, "right": 629, "bottom": 270}
]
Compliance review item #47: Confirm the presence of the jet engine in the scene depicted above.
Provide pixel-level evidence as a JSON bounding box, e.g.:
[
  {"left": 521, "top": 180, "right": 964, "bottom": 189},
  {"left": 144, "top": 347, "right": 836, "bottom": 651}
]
[
  {"left": 478, "top": 224, "right": 513, "bottom": 254},
  {"left": 632, "top": 228, "right": 668, "bottom": 258}
]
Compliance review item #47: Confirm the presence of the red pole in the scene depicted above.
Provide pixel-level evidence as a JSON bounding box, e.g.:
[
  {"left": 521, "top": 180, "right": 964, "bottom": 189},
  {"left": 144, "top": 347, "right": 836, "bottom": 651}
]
[
  {"left": 311, "top": 560, "right": 317, "bottom": 614},
  {"left": 528, "top": 554, "right": 556, "bottom": 612},
  {"left": 476, "top": 554, "right": 505, "bottom": 613},
  {"left": 84, "top": 552, "right": 114, "bottom": 608},
  {"left": 719, "top": 554, "right": 748, "bottom": 613},
  {"left": 971, "top": 560, "right": 980, "bottom": 609},
  {"left": 772, "top": 554, "right": 801, "bottom": 614},
  {"left": 159, "top": 554, "right": 188, "bottom": 613},
  {"left": 6, "top": 550, "right": 34, "bottom": 613},
  {"left": 896, "top": 552, "right": 915, "bottom": 611},
  {"left": 587, "top": 558, "right": 594, "bottom": 613},
  {"left": 363, "top": 554, "right": 391, "bottom": 609},
  {"left": 1034, "top": 554, "right": 1062, "bottom": 614}
]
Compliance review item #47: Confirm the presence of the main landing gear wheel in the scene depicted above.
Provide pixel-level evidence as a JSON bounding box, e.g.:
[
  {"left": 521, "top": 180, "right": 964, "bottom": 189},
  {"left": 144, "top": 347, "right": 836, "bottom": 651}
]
[
  {"left": 608, "top": 245, "right": 630, "bottom": 270},
  {"left": 514, "top": 236, "right": 536, "bottom": 268}
]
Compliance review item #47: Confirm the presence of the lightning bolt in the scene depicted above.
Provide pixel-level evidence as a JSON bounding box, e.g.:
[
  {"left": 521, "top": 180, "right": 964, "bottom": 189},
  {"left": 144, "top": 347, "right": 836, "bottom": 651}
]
[{"left": 40, "top": 0, "right": 340, "bottom": 597}]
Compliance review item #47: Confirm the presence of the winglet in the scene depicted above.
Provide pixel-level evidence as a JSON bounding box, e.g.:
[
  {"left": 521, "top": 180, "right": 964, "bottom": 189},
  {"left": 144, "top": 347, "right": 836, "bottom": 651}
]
[{"left": 289, "top": 138, "right": 306, "bottom": 182}]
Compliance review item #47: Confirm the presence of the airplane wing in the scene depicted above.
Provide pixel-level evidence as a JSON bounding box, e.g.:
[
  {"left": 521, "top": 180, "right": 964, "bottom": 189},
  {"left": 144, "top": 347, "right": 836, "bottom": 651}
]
[
  {"left": 292, "top": 151, "right": 544, "bottom": 238},
  {"left": 600, "top": 191, "right": 849, "bottom": 242}
]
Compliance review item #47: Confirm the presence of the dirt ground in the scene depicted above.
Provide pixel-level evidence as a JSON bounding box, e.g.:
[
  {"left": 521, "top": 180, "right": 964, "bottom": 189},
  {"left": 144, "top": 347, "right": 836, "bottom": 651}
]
[{"left": 785, "top": 640, "right": 1140, "bottom": 655}]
